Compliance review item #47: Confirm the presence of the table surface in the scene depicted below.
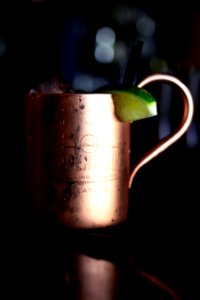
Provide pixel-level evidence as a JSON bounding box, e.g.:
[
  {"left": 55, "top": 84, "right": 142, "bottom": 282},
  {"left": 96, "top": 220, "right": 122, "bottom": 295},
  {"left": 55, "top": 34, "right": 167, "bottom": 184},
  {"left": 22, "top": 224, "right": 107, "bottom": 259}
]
[{"left": 10, "top": 218, "right": 182, "bottom": 300}]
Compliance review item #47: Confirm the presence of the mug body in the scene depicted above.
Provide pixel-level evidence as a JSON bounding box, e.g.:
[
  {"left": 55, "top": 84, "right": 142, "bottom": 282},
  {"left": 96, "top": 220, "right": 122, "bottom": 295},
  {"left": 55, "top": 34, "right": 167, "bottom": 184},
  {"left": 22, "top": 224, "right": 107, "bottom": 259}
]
[{"left": 25, "top": 93, "right": 130, "bottom": 228}]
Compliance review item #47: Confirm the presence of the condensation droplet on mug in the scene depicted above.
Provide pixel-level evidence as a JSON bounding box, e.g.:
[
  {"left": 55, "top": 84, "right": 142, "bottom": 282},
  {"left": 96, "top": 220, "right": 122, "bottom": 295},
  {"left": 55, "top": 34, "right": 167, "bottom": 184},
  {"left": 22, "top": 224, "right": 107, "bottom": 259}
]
[{"left": 60, "top": 120, "right": 65, "bottom": 125}]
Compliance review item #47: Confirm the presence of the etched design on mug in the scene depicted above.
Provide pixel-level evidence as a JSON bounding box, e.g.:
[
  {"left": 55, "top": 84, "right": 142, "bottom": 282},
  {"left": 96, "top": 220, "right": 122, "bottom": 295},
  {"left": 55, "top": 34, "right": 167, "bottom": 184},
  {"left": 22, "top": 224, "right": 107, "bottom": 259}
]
[
  {"left": 48, "top": 142, "right": 127, "bottom": 182},
  {"left": 80, "top": 134, "right": 98, "bottom": 153}
]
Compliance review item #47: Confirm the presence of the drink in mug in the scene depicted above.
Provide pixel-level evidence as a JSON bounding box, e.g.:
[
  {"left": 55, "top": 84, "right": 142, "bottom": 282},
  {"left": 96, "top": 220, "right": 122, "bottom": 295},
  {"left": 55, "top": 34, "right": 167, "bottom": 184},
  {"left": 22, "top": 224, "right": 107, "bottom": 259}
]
[{"left": 25, "top": 74, "right": 194, "bottom": 229}]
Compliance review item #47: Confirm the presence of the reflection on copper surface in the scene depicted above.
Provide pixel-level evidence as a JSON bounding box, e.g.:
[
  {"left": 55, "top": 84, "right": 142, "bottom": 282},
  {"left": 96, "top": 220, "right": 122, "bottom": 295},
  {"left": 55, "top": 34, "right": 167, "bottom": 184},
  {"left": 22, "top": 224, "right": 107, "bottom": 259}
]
[
  {"left": 136, "top": 269, "right": 180, "bottom": 300},
  {"left": 64, "top": 252, "right": 181, "bottom": 300},
  {"left": 67, "top": 254, "right": 119, "bottom": 300}
]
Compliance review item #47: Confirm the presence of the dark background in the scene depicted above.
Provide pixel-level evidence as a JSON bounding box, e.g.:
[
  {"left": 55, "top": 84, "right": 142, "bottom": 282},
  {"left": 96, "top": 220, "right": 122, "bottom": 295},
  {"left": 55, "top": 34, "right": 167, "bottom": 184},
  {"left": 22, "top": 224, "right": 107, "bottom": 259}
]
[{"left": 1, "top": 1, "right": 199, "bottom": 299}]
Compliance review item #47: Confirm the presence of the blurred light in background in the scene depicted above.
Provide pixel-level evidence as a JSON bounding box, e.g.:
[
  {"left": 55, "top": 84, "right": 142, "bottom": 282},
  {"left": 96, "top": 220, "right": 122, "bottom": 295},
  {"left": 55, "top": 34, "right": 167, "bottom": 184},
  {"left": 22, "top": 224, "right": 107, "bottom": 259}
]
[
  {"left": 135, "top": 15, "right": 156, "bottom": 57},
  {"left": 140, "top": 37, "right": 156, "bottom": 58},
  {"left": 114, "top": 40, "right": 128, "bottom": 80},
  {"left": 136, "top": 16, "right": 156, "bottom": 37},
  {"left": 94, "top": 27, "right": 116, "bottom": 63},
  {"left": 149, "top": 57, "right": 169, "bottom": 72},
  {"left": 186, "top": 70, "right": 199, "bottom": 148},
  {"left": 96, "top": 27, "right": 116, "bottom": 45},
  {"left": 73, "top": 73, "right": 109, "bottom": 92},
  {"left": 111, "top": 5, "right": 145, "bottom": 25},
  {"left": 114, "top": 40, "right": 128, "bottom": 65},
  {"left": 187, "top": 122, "right": 199, "bottom": 148}
]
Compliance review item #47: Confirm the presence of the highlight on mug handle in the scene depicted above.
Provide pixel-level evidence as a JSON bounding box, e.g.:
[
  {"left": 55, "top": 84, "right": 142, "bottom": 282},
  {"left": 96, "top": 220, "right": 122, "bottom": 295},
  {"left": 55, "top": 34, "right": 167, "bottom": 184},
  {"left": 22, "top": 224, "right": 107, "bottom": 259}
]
[{"left": 128, "top": 74, "right": 194, "bottom": 188}]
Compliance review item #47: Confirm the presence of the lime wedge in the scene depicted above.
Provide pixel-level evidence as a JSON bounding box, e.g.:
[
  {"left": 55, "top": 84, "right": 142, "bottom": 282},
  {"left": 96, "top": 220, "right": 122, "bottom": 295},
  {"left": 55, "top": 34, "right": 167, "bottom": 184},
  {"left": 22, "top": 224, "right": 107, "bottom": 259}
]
[{"left": 106, "top": 87, "right": 157, "bottom": 123}]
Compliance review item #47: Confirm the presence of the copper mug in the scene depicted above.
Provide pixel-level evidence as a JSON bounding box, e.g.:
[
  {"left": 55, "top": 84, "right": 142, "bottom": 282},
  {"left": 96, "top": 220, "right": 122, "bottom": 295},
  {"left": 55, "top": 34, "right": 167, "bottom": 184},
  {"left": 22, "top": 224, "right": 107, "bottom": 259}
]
[{"left": 25, "top": 74, "right": 194, "bottom": 229}]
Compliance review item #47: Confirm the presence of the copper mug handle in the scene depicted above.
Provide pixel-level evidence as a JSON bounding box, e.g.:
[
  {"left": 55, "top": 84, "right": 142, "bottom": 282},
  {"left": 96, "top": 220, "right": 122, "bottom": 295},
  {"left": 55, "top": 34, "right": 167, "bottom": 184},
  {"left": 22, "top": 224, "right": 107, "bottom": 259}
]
[{"left": 129, "top": 74, "right": 194, "bottom": 188}]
